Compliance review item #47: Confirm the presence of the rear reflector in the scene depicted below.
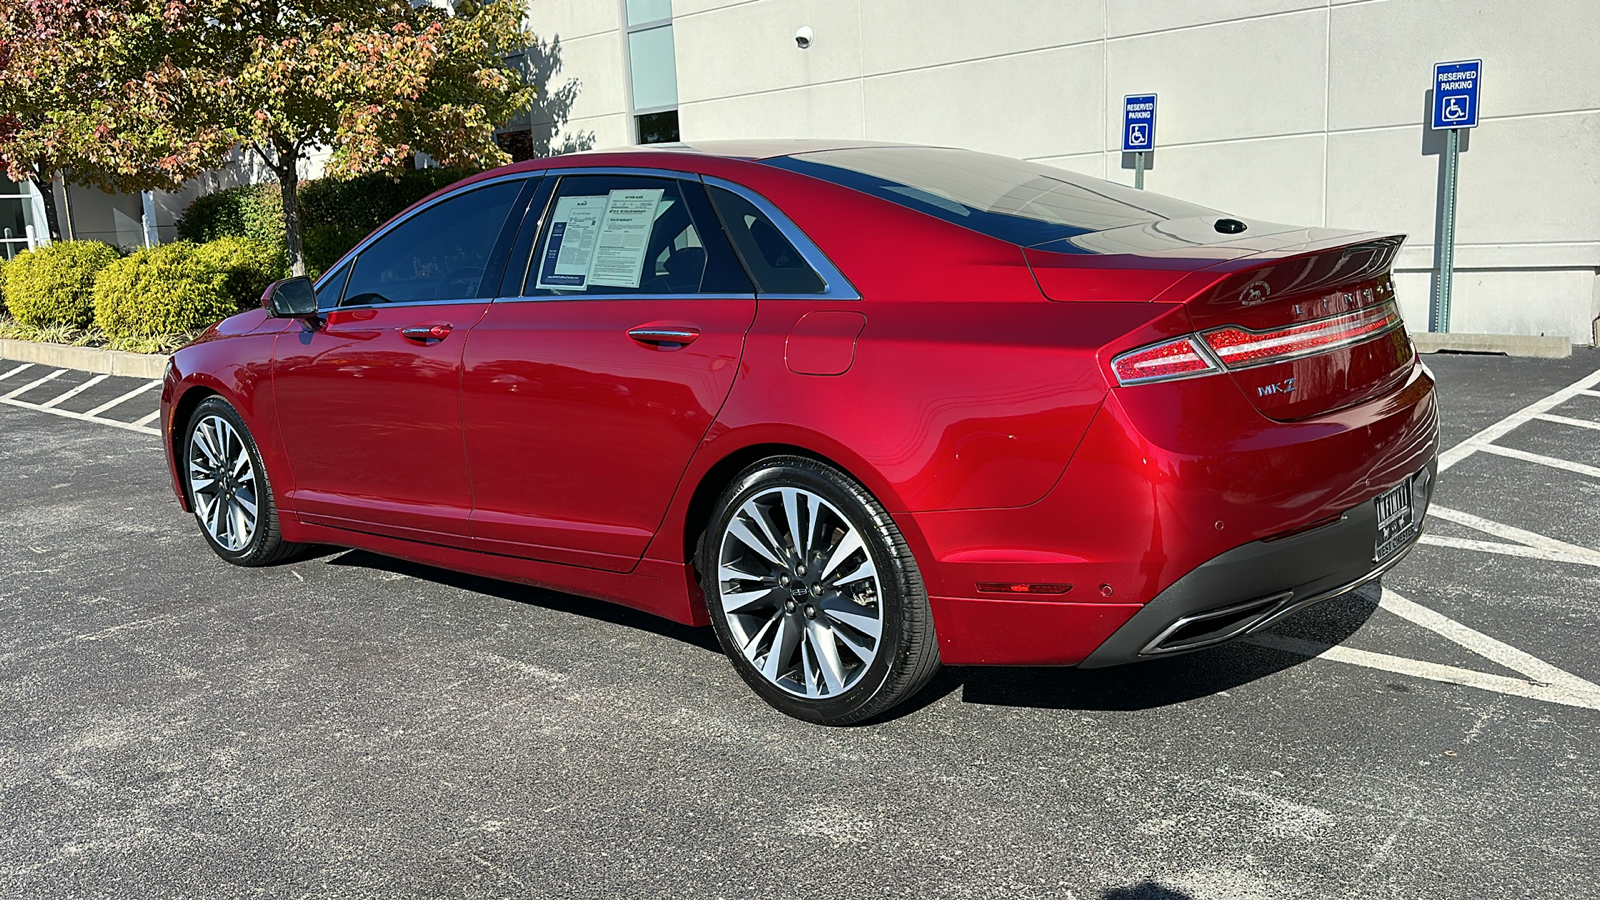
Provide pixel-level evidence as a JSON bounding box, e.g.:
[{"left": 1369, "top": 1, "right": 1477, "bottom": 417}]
[
  {"left": 976, "top": 582, "right": 1073, "bottom": 595},
  {"left": 1201, "top": 301, "right": 1402, "bottom": 370},
  {"left": 1109, "top": 336, "right": 1220, "bottom": 385}
]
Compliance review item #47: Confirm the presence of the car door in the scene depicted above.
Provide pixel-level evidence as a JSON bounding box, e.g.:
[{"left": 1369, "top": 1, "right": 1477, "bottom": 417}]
[
  {"left": 460, "top": 172, "right": 757, "bottom": 571},
  {"left": 273, "top": 177, "right": 534, "bottom": 543}
]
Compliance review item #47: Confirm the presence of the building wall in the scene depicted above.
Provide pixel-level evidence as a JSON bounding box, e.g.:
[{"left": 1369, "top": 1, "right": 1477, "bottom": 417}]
[{"left": 527, "top": 0, "right": 1600, "bottom": 344}]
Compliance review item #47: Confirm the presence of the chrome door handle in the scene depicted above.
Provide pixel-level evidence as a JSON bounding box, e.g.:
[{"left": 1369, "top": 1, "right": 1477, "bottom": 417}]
[
  {"left": 402, "top": 324, "right": 454, "bottom": 342},
  {"left": 627, "top": 326, "right": 701, "bottom": 346}
]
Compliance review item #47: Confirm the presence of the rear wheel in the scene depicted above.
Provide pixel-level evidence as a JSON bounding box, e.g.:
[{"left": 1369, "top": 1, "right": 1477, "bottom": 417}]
[
  {"left": 184, "top": 396, "right": 304, "bottom": 566},
  {"left": 701, "top": 456, "right": 940, "bottom": 725}
]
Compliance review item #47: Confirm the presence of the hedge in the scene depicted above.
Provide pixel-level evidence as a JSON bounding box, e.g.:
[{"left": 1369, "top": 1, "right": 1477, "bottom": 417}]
[
  {"left": 197, "top": 236, "right": 287, "bottom": 310},
  {"left": 3, "top": 241, "right": 121, "bottom": 328},
  {"left": 0, "top": 255, "right": 7, "bottom": 315},
  {"left": 92, "top": 241, "right": 240, "bottom": 341},
  {"left": 175, "top": 167, "right": 481, "bottom": 276}
]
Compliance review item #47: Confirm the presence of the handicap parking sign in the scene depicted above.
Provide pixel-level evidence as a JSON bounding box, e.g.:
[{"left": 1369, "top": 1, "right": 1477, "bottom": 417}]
[
  {"left": 1432, "top": 60, "right": 1482, "bottom": 130},
  {"left": 1122, "top": 94, "right": 1157, "bottom": 152}
]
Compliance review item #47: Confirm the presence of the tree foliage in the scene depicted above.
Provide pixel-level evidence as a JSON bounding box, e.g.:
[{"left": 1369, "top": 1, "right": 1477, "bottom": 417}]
[{"left": 0, "top": 0, "right": 535, "bottom": 273}]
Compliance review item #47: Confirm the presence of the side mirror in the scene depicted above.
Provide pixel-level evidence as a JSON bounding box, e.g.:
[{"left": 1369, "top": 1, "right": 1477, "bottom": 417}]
[{"left": 263, "top": 276, "right": 318, "bottom": 318}]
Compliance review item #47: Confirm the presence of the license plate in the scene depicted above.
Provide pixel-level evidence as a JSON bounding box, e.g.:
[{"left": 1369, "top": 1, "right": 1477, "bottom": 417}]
[{"left": 1374, "top": 480, "right": 1417, "bottom": 562}]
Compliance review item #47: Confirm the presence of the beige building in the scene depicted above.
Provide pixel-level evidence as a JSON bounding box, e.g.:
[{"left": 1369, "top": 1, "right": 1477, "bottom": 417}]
[{"left": 517, "top": 0, "right": 1600, "bottom": 344}]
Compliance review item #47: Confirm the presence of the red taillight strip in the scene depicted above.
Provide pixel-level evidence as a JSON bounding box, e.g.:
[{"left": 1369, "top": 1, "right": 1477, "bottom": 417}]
[
  {"left": 1201, "top": 302, "right": 1402, "bottom": 369},
  {"left": 1109, "top": 336, "right": 1221, "bottom": 385}
]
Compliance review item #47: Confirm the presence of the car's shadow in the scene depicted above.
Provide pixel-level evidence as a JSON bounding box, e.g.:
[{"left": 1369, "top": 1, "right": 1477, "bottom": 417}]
[{"left": 321, "top": 548, "right": 1379, "bottom": 717}]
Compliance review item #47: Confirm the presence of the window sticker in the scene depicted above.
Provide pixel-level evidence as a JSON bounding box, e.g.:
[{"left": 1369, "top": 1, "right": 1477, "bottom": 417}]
[
  {"left": 534, "top": 195, "right": 606, "bottom": 290},
  {"left": 588, "top": 188, "right": 666, "bottom": 289}
]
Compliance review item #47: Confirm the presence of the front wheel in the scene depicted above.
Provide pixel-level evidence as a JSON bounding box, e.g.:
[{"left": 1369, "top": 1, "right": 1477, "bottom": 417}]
[
  {"left": 700, "top": 456, "right": 940, "bottom": 725},
  {"left": 183, "top": 396, "right": 304, "bottom": 566}
]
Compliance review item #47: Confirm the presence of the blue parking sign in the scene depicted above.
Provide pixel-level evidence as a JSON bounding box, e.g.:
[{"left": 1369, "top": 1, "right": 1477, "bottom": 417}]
[
  {"left": 1432, "top": 60, "right": 1482, "bottom": 130},
  {"left": 1123, "top": 94, "right": 1157, "bottom": 152}
]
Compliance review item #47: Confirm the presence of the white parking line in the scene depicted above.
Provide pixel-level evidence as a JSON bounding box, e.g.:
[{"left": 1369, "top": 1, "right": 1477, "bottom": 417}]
[
  {"left": 132, "top": 409, "right": 162, "bottom": 427},
  {"left": 1535, "top": 412, "right": 1600, "bottom": 432},
  {"left": 82, "top": 380, "right": 159, "bottom": 417},
  {"left": 1427, "top": 505, "right": 1600, "bottom": 563},
  {"left": 0, "top": 363, "right": 34, "bottom": 381},
  {"left": 38, "top": 373, "right": 108, "bottom": 409},
  {"left": 1250, "top": 588, "right": 1600, "bottom": 710},
  {"left": 1479, "top": 444, "right": 1600, "bottom": 479},
  {"left": 1437, "top": 366, "right": 1600, "bottom": 472},
  {"left": 1, "top": 368, "right": 66, "bottom": 400}
]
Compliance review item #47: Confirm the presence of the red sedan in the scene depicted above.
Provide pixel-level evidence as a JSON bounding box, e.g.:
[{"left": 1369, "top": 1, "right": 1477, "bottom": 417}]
[{"left": 161, "top": 141, "right": 1438, "bottom": 724}]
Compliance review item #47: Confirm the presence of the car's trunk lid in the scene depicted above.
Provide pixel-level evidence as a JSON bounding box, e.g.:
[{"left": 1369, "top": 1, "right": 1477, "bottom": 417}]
[{"left": 1026, "top": 224, "right": 1413, "bottom": 421}]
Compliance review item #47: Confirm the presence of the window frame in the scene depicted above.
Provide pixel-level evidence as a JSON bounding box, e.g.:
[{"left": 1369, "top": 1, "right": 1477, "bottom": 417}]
[{"left": 311, "top": 172, "right": 540, "bottom": 310}]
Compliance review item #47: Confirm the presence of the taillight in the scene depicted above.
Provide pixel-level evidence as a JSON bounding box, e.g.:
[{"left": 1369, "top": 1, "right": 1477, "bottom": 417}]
[
  {"left": 1110, "top": 336, "right": 1221, "bottom": 385},
  {"left": 1201, "top": 301, "right": 1402, "bottom": 369},
  {"left": 1111, "top": 301, "right": 1404, "bottom": 386}
]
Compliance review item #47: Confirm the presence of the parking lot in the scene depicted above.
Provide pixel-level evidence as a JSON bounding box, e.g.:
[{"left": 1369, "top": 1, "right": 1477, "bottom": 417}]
[{"left": 2, "top": 349, "right": 1597, "bottom": 899}]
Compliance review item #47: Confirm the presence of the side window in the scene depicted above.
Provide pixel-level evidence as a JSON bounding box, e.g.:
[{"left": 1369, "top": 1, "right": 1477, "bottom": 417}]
[
  {"left": 523, "top": 175, "right": 750, "bottom": 297},
  {"left": 314, "top": 261, "right": 351, "bottom": 311},
  {"left": 707, "top": 186, "right": 825, "bottom": 294},
  {"left": 341, "top": 180, "right": 523, "bottom": 307}
]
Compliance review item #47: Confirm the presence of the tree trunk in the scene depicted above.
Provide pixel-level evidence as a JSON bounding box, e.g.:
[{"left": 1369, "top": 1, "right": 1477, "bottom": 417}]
[
  {"left": 30, "top": 162, "right": 63, "bottom": 243},
  {"left": 267, "top": 137, "right": 305, "bottom": 276}
]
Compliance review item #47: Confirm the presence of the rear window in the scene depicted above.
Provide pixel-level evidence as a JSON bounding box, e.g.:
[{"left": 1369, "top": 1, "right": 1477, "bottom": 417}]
[{"left": 764, "top": 147, "right": 1215, "bottom": 248}]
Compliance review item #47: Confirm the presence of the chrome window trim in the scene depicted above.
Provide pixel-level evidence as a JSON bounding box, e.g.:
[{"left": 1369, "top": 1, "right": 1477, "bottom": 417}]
[
  {"left": 701, "top": 174, "right": 860, "bottom": 301},
  {"left": 311, "top": 170, "right": 546, "bottom": 300},
  {"left": 496, "top": 292, "right": 757, "bottom": 305}
]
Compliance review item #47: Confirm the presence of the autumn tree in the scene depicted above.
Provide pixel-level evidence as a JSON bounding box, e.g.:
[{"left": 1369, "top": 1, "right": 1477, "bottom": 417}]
[
  {"left": 0, "top": 0, "right": 232, "bottom": 240},
  {"left": 156, "top": 0, "right": 534, "bottom": 275}
]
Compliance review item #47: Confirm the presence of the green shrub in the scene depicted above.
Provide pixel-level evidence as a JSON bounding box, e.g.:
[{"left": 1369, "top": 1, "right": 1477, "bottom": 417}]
[
  {"left": 175, "top": 182, "right": 285, "bottom": 250},
  {"left": 3, "top": 241, "right": 121, "bottom": 328},
  {"left": 93, "top": 241, "right": 238, "bottom": 341},
  {"left": 197, "top": 236, "right": 287, "bottom": 310},
  {"left": 0, "top": 255, "right": 7, "bottom": 315}
]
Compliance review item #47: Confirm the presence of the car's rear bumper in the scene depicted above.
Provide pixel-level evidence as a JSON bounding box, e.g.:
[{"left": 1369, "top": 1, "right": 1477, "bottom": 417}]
[
  {"left": 902, "top": 357, "right": 1438, "bottom": 667},
  {"left": 1077, "top": 457, "right": 1434, "bottom": 667}
]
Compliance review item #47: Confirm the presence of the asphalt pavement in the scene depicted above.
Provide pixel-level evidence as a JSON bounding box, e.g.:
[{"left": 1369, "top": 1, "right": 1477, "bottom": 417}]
[{"left": 2, "top": 349, "right": 1597, "bottom": 899}]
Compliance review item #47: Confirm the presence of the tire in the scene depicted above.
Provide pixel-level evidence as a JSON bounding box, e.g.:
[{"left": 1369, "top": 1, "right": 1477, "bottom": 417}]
[
  {"left": 182, "top": 396, "right": 305, "bottom": 566},
  {"left": 700, "top": 456, "right": 940, "bottom": 725}
]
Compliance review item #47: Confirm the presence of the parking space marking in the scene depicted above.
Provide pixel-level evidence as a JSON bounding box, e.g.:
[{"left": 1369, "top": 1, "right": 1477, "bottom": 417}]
[
  {"left": 1251, "top": 589, "right": 1600, "bottom": 710},
  {"left": 2, "top": 374, "right": 161, "bottom": 436},
  {"left": 1535, "top": 412, "right": 1600, "bottom": 431},
  {"left": 1479, "top": 443, "right": 1600, "bottom": 479},
  {"left": 1, "top": 368, "right": 66, "bottom": 400},
  {"left": 38, "top": 373, "right": 108, "bottom": 409},
  {"left": 1422, "top": 505, "right": 1600, "bottom": 567},
  {"left": 133, "top": 409, "right": 162, "bottom": 427},
  {"left": 1437, "top": 366, "right": 1600, "bottom": 472},
  {"left": 0, "top": 362, "right": 34, "bottom": 381}
]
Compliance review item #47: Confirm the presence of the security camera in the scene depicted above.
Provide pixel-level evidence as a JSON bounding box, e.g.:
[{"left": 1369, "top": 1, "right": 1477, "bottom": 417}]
[{"left": 794, "top": 26, "right": 813, "bottom": 49}]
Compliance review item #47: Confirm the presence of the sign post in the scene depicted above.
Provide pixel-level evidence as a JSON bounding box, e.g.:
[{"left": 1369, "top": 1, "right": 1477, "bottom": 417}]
[
  {"left": 1430, "top": 59, "right": 1482, "bottom": 333},
  {"left": 1122, "top": 94, "right": 1157, "bottom": 189}
]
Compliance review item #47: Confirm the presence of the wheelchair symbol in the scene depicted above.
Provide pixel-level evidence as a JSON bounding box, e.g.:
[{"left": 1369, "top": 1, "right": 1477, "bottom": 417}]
[
  {"left": 1442, "top": 95, "right": 1470, "bottom": 122},
  {"left": 1129, "top": 123, "right": 1149, "bottom": 147}
]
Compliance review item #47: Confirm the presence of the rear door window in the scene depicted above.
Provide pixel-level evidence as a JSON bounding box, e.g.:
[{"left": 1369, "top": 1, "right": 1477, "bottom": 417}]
[
  {"left": 706, "top": 186, "right": 825, "bottom": 294},
  {"left": 522, "top": 175, "right": 750, "bottom": 297}
]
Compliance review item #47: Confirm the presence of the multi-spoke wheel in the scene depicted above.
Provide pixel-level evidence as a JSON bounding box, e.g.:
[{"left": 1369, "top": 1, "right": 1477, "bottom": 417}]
[
  {"left": 183, "top": 397, "right": 303, "bottom": 566},
  {"left": 702, "top": 457, "right": 940, "bottom": 725}
]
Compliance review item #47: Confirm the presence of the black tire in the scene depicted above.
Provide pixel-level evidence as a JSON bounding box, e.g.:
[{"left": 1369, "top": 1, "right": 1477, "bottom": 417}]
[
  {"left": 700, "top": 456, "right": 940, "bottom": 725},
  {"left": 182, "top": 396, "right": 305, "bottom": 566}
]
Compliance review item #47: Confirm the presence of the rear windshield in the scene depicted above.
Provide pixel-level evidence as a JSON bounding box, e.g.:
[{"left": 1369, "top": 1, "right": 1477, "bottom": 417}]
[{"left": 764, "top": 146, "right": 1215, "bottom": 248}]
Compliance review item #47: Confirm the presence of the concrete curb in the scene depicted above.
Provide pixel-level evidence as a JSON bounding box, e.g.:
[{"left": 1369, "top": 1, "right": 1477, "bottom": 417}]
[
  {"left": 1414, "top": 332, "right": 1572, "bottom": 360},
  {"left": 0, "top": 339, "right": 169, "bottom": 379}
]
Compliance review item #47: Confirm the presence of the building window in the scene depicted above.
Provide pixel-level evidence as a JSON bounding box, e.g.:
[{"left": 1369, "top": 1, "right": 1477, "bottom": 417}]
[
  {"left": 0, "top": 175, "right": 45, "bottom": 259},
  {"left": 624, "top": 0, "right": 679, "bottom": 144}
]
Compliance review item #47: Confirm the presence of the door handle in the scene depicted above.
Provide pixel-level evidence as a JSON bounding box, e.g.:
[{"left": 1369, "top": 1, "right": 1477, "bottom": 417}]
[
  {"left": 627, "top": 325, "right": 701, "bottom": 347},
  {"left": 402, "top": 324, "right": 454, "bottom": 342}
]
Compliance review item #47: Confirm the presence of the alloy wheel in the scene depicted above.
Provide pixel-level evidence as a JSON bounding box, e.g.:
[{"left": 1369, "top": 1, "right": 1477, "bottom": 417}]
[
  {"left": 716, "top": 486, "right": 884, "bottom": 698},
  {"left": 187, "top": 413, "right": 259, "bottom": 553}
]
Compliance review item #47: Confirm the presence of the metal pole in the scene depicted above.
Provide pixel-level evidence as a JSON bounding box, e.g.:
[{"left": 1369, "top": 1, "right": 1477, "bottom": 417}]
[
  {"left": 1435, "top": 127, "right": 1460, "bottom": 332},
  {"left": 1134, "top": 152, "right": 1145, "bottom": 190}
]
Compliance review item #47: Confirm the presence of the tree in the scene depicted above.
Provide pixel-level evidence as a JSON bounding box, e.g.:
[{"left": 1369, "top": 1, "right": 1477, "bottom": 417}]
[
  {"left": 0, "top": 0, "right": 234, "bottom": 240},
  {"left": 162, "top": 0, "right": 535, "bottom": 274}
]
